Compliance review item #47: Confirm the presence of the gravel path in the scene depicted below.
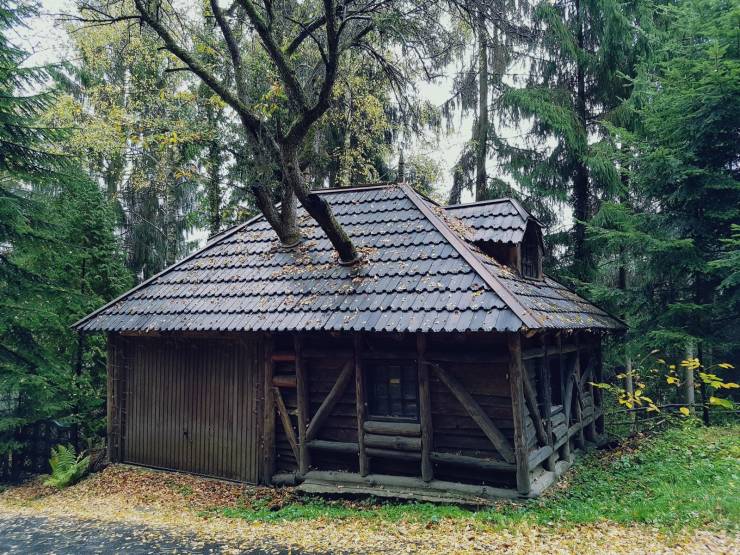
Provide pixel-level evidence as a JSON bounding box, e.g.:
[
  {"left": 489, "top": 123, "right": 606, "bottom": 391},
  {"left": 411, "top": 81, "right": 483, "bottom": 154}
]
[{"left": 0, "top": 513, "right": 298, "bottom": 555}]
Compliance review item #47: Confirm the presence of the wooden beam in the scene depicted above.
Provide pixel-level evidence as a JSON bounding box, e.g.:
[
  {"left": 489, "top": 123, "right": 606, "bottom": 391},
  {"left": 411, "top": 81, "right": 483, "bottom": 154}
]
[
  {"left": 428, "top": 361, "right": 515, "bottom": 464},
  {"left": 417, "top": 334, "right": 434, "bottom": 482},
  {"left": 294, "top": 335, "right": 310, "bottom": 475},
  {"left": 300, "top": 470, "right": 521, "bottom": 502},
  {"left": 354, "top": 334, "right": 369, "bottom": 476},
  {"left": 572, "top": 335, "right": 586, "bottom": 449},
  {"left": 508, "top": 333, "right": 531, "bottom": 495},
  {"left": 262, "top": 334, "right": 275, "bottom": 484},
  {"left": 528, "top": 445, "right": 554, "bottom": 469},
  {"left": 539, "top": 334, "right": 556, "bottom": 471},
  {"left": 305, "top": 360, "right": 353, "bottom": 442},
  {"left": 365, "top": 434, "right": 421, "bottom": 451},
  {"left": 272, "top": 374, "right": 296, "bottom": 388},
  {"left": 363, "top": 421, "right": 420, "bottom": 437},
  {"left": 430, "top": 451, "right": 516, "bottom": 472},
  {"left": 594, "top": 340, "right": 605, "bottom": 435},
  {"left": 272, "top": 352, "right": 296, "bottom": 362},
  {"left": 273, "top": 387, "right": 299, "bottom": 462},
  {"left": 366, "top": 447, "right": 421, "bottom": 462},
  {"left": 557, "top": 334, "right": 571, "bottom": 461},
  {"left": 522, "top": 370, "right": 548, "bottom": 447},
  {"left": 307, "top": 440, "right": 358, "bottom": 455}
]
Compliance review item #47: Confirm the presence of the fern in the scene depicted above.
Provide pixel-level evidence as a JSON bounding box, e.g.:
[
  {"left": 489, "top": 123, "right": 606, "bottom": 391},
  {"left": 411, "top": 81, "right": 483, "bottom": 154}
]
[{"left": 44, "top": 444, "right": 90, "bottom": 488}]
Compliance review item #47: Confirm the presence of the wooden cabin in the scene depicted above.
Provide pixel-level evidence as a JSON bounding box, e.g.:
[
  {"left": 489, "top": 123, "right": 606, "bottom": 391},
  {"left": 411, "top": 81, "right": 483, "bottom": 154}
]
[{"left": 75, "top": 183, "right": 624, "bottom": 503}]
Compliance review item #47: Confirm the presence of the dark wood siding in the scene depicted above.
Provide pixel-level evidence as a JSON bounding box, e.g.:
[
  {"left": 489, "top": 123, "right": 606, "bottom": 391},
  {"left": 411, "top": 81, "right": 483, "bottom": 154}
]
[{"left": 123, "top": 335, "right": 262, "bottom": 483}]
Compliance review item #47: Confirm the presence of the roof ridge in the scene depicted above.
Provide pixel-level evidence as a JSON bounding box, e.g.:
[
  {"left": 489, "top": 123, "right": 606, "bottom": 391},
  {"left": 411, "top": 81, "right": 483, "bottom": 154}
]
[
  {"left": 445, "top": 197, "right": 517, "bottom": 209},
  {"left": 72, "top": 211, "right": 267, "bottom": 330},
  {"left": 312, "top": 182, "right": 399, "bottom": 194},
  {"left": 400, "top": 184, "right": 541, "bottom": 330}
]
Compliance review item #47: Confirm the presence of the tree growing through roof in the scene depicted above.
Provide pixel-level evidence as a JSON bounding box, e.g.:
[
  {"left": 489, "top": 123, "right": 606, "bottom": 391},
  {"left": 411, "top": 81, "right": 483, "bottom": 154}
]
[{"left": 71, "top": 0, "right": 463, "bottom": 263}]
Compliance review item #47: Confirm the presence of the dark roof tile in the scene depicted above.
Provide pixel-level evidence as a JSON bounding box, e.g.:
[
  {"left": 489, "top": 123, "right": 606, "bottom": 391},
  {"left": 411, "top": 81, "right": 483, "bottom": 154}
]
[{"left": 75, "top": 184, "right": 623, "bottom": 333}]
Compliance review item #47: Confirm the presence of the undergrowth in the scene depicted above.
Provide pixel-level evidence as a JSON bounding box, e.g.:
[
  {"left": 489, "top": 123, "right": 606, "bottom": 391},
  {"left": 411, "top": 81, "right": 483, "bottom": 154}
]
[{"left": 209, "top": 422, "right": 739, "bottom": 531}]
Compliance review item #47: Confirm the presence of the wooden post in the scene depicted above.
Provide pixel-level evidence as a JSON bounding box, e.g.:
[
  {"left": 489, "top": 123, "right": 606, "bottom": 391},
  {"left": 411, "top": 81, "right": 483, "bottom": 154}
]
[
  {"left": 294, "top": 335, "right": 310, "bottom": 476},
  {"left": 573, "top": 334, "right": 586, "bottom": 449},
  {"left": 417, "top": 334, "right": 433, "bottom": 482},
  {"left": 262, "top": 334, "right": 275, "bottom": 484},
  {"left": 354, "top": 334, "right": 369, "bottom": 476},
  {"left": 557, "top": 334, "right": 571, "bottom": 461},
  {"left": 508, "top": 333, "right": 531, "bottom": 495},
  {"left": 594, "top": 339, "right": 605, "bottom": 435},
  {"left": 539, "top": 333, "right": 556, "bottom": 470}
]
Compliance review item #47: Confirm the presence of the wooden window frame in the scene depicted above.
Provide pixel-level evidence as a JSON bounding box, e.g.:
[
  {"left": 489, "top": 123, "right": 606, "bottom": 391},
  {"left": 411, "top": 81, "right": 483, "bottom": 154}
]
[{"left": 364, "top": 358, "right": 420, "bottom": 423}]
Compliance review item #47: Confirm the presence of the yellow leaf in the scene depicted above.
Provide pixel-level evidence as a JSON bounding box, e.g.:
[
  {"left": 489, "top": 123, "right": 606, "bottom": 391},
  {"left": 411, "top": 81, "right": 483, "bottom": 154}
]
[
  {"left": 721, "top": 382, "right": 739, "bottom": 389},
  {"left": 709, "top": 396, "right": 734, "bottom": 409},
  {"left": 679, "top": 407, "right": 690, "bottom": 416},
  {"left": 718, "top": 362, "right": 735, "bottom": 369},
  {"left": 666, "top": 376, "right": 679, "bottom": 385}
]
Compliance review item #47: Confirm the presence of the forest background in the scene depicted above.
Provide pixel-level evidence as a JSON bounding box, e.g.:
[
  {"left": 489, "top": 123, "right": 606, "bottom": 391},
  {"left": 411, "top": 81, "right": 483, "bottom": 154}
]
[{"left": 0, "top": 0, "right": 737, "bottom": 465}]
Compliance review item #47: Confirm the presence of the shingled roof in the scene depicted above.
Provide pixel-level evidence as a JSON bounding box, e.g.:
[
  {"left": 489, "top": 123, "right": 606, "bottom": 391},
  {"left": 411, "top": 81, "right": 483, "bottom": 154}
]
[
  {"left": 444, "top": 198, "right": 536, "bottom": 244},
  {"left": 74, "top": 184, "right": 623, "bottom": 334}
]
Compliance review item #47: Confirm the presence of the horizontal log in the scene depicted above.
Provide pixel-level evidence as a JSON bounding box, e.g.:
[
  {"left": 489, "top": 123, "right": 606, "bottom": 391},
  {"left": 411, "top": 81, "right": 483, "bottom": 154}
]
[
  {"left": 366, "top": 447, "right": 421, "bottom": 461},
  {"left": 300, "top": 471, "right": 520, "bottom": 502},
  {"left": 272, "top": 352, "right": 296, "bottom": 362},
  {"left": 273, "top": 375, "right": 297, "bottom": 388},
  {"left": 363, "top": 420, "right": 421, "bottom": 437},
  {"left": 430, "top": 451, "right": 516, "bottom": 472},
  {"left": 271, "top": 473, "right": 299, "bottom": 486},
  {"left": 528, "top": 445, "right": 554, "bottom": 469},
  {"left": 365, "top": 434, "right": 421, "bottom": 452},
  {"left": 307, "top": 440, "right": 358, "bottom": 455}
]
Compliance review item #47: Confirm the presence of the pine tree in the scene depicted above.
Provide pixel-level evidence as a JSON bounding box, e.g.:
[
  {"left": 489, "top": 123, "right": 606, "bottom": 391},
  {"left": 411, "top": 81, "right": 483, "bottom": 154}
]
[
  {"left": 501, "top": 0, "right": 648, "bottom": 280},
  {"left": 0, "top": 0, "right": 130, "bottom": 466},
  {"left": 588, "top": 0, "right": 740, "bottom": 362}
]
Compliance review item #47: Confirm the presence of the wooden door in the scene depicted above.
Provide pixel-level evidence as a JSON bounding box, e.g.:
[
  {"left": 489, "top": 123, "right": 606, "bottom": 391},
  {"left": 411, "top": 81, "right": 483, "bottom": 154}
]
[{"left": 123, "top": 336, "right": 262, "bottom": 483}]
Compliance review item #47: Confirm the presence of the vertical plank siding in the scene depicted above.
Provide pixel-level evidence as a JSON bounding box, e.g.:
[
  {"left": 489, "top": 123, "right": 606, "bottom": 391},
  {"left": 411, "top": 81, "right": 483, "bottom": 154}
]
[{"left": 121, "top": 335, "right": 262, "bottom": 483}]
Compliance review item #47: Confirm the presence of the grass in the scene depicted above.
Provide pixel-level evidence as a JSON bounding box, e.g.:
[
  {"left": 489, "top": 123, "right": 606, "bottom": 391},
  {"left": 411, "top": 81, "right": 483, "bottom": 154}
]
[{"left": 209, "top": 422, "right": 739, "bottom": 531}]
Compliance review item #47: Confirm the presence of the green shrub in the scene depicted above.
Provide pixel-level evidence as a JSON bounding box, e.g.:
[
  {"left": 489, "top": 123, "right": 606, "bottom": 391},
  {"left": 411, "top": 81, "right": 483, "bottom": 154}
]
[{"left": 43, "top": 444, "right": 90, "bottom": 488}]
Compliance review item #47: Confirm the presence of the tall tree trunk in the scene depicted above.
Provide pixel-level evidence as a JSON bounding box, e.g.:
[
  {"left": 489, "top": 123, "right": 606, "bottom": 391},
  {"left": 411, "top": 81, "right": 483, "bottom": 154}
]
[
  {"left": 205, "top": 107, "right": 222, "bottom": 238},
  {"left": 448, "top": 165, "right": 464, "bottom": 205},
  {"left": 573, "top": 0, "right": 591, "bottom": 280},
  {"left": 475, "top": 9, "right": 488, "bottom": 202}
]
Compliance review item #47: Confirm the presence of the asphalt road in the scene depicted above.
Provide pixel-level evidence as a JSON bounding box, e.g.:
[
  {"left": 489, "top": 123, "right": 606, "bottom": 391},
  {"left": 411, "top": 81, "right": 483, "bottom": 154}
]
[{"left": 0, "top": 513, "right": 300, "bottom": 554}]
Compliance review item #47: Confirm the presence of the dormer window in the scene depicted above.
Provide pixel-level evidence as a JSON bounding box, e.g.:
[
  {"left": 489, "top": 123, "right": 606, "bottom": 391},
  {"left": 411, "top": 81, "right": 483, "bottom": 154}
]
[{"left": 521, "top": 225, "right": 542, "bottom": 279}]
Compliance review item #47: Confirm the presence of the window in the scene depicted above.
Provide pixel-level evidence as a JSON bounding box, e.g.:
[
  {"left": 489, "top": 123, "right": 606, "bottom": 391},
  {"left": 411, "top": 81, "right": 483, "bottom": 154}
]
[
  {"left": 521, "top": 237, "right": 541, "bottom": 279},
  {"left": 521, "top": 224, "right": 543, "bottom": 279},
  {"left": 367, "top": 362, "right": 419, "bottom": 421}
]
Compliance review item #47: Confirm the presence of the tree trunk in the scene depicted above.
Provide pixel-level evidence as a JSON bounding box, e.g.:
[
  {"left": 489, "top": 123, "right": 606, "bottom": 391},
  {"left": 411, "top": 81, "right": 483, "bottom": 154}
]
[
  {"left": 685, "top": 341, "right": 695, "bottom": 414},
  {"left": 205, "top": 106, "right": 222, "bottom": 238},
  {"left": 573, "top": 0, "right": 591, "bottom": 280},
  {"left": 282, "top": 146, "right": 358, "bottom": 263},
  {"left": 475, "top": 10, "right": 488, "bottom": 202},
  {"left": 448, "top": 166, "right": 464, "bottom": 205},
  {"left": 625, "top": 355, "right": 636, "bottom": 431}
]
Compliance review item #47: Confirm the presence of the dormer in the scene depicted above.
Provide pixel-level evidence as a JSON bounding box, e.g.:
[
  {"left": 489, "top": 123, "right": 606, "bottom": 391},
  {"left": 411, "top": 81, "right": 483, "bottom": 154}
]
[{"left": 445, "top": 198, "right": 544, "bottom": 280}]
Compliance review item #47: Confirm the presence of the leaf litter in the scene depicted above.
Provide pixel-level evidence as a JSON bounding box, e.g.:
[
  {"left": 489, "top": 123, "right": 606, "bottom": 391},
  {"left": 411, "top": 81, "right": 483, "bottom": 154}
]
[{"left": 1, "top": 464, "right": 737, "bottom": 554}]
